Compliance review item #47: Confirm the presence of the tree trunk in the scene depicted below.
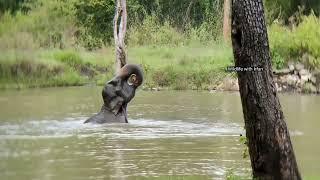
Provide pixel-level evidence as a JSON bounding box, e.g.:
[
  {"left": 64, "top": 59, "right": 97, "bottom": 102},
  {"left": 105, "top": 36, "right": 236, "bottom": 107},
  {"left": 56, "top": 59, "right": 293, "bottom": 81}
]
[
  {"left": 223, "top": 0, "right": 231, "bottom": 42},
  {"left": 231, "top": 0, "right": 301, "bottom": 179},
  {"left": 114, "top": 0, "right": 127, "bottom": 73}
]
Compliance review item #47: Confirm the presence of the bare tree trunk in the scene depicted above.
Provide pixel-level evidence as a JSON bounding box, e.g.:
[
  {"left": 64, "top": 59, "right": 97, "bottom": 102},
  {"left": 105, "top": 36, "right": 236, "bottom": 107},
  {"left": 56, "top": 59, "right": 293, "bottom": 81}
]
[
  {"left": 114, "top": 0, "right": 127, "bottom": 73},
  {"left": 223, "top": 0, "right": 231, "bottom": 42},
  {"left": 231, "top": 0, "right": 301, "bottom": 179}
]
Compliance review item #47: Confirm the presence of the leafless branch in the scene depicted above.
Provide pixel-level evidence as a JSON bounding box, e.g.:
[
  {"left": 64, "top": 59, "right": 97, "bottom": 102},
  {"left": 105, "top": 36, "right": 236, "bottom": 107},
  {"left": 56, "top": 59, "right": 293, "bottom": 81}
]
[{"left": 113, "top": 0, "right": 127, "bottom": 74}]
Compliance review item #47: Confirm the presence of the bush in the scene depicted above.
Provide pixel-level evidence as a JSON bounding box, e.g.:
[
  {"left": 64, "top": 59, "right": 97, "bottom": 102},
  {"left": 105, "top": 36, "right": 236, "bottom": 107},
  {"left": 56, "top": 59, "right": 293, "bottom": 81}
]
[
  {"left": 0, "top": 0, "right": 76, "bottom": 50},
  {"left": 269, "top": 13, "right": 320, "bottom": 69},
  {"left": 128, "top": 15, "right": 185, "bottom": 46},
  {"left": 0, "top": 0, "right": 223, "bottom": 49},
  {"left": 0, "top": 0, "right": 33, "bottom": 15},
  {"left": 74, "top": 0, "right": 115, "bottom": 48},
  {"left": 294, "top": 13, "right": 320, "bottom": 58},
  {"left": 54, "top": 51, "right": 83, "bottom": 67}
]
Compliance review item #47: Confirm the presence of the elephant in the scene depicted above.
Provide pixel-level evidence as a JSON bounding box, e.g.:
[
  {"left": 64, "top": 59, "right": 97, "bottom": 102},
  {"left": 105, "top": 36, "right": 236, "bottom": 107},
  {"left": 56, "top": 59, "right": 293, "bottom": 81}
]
[{"left": 84, "top": 64, "right": 143, "bottom": 124}]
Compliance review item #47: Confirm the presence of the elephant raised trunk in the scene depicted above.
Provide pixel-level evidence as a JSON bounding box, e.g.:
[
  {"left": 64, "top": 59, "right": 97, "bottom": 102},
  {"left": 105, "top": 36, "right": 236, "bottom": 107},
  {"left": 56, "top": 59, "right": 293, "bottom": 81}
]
[{"left": 84, "top": 64, "right": 143, "bottom": 124}]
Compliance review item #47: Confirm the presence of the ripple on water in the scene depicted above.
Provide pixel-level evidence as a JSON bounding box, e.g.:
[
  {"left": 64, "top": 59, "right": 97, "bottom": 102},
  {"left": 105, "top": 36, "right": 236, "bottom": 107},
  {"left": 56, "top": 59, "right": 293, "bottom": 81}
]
[
  {"left": 0, "top": 118, "right": 302, "bottom": 140},
  {"left": 0, "top": 118, "right": 246, "bottom": 140}
]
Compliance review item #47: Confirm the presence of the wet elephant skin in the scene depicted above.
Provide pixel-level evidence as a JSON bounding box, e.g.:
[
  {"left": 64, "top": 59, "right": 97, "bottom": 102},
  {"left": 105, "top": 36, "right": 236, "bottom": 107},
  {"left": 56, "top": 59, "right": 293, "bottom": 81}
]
[{"left": 84, "top": 64, "right": 143, "bottom": 124}]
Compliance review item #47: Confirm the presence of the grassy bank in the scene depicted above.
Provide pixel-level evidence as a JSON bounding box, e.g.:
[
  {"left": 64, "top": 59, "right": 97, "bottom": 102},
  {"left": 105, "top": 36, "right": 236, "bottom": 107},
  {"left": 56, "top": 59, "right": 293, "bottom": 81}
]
[
  {"left": 0, "top": 0, "right": 319, "bottom": 90},
  {"left": 0, "top": 49, "right": 111, "bottom": 89},
  {"left": 268, "top": 14, "right": 320, "bottom": 69},
  {"left": 0, "top": 44, "right": 234, "bottom": 90}
]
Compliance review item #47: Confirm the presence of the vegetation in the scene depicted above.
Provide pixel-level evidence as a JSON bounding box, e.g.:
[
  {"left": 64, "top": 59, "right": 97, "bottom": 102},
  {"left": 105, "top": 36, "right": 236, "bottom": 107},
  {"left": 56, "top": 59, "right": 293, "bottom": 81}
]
[
  {"left": 269, "top": 13, "right": 320, "bottom": 69},
  {"left": 0, "top": 46, "right": 233, "bottom": 90},
  {"left": 0, "top": 0, "right": 319, "bottom": 90},
  {"left": 74, "top": 0, "right": 224, "bottom": 48},
  {"left": 0, "top": 50, "right": 113, "bottom": 89},
  {"left": 264, "top": 0, "right": 320, "bottom": 23}
]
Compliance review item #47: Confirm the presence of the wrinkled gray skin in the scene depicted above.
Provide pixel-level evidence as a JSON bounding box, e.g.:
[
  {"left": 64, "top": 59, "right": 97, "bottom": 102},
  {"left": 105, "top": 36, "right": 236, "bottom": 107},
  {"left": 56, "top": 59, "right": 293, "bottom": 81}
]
[{"left": 84, "top": 64, "right": 143, "bottom": 124}]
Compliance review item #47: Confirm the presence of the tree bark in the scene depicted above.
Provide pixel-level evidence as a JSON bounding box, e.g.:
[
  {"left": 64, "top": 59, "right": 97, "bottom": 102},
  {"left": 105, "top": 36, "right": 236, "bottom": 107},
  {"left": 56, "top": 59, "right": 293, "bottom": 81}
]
[
  {"left": 114, "top": 0, "right": 127, "bottom": 73},
  {"left": 231, "top": 0, "right": 301, "bottom": 179},
  {"left": 223, "top": 0, "right": 231, "bottom": 42}
]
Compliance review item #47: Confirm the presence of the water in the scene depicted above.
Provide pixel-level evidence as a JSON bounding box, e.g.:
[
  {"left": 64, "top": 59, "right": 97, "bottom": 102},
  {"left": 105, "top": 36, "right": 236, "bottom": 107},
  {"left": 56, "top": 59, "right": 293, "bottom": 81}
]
[{"left": 0, "top": 87, "right": 319, "bottom": 179}]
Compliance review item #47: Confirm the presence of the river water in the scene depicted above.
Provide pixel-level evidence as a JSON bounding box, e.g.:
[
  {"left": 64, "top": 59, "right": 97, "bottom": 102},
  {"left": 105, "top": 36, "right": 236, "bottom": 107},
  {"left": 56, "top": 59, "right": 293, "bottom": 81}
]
[{"left": 0, "top": 87, "right": 319, "bottom": 179}]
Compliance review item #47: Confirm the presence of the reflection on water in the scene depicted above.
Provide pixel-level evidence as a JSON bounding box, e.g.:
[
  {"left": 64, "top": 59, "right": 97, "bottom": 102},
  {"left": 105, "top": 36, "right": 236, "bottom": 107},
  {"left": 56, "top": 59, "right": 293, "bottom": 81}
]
[{"left": 0, "top": 87, "right": 319, "bottom": 179}]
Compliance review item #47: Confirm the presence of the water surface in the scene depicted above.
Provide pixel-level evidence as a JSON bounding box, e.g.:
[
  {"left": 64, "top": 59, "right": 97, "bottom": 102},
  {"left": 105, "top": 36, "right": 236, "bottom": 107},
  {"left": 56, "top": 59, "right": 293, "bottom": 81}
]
[{"left": 0, "top": 87, "right": 319, "bottom": 179}]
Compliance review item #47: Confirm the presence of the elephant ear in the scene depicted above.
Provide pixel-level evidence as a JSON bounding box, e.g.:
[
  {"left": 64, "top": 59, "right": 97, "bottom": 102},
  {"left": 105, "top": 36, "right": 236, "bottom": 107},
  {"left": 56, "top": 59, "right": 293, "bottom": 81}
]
[{"left": 102, "top": 78, "right": 125, "bottom": 115}]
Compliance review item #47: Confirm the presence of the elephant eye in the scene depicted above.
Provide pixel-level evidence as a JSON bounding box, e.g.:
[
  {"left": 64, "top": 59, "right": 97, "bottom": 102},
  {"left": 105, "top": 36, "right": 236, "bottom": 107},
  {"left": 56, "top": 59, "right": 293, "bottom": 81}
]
[{"left": 127, "top": 74, "right": 137, "bottom": 86}]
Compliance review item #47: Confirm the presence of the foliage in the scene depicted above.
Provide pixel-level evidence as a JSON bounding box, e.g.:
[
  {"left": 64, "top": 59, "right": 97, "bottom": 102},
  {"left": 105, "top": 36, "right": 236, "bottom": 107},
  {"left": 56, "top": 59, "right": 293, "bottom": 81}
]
[
  {"left": 55, "top": 51, "right": 85, "bottom": 67},
  {"left": 268, "top": 13, "right": 320, "bottom": 69},
  {"left": 264, "top": 0, "right": 320, "bottom": 23},
  {"left": 271, "top": 51, "right": 286, "bottom": 69},
  {"left": 4, "top": 0, "right": 314, "bottom": 45},
  {"left": 128, "top": 15, "right": 185, "bottom": 46},
  {"left": 0, "top": 0, "right": 33, "bottom": 15},
  {"left": 73, "top": 0, "right": 223, "bottom": 48},
  {"left": 74, "top": 0, "right": 115, "bottom": 49},
  {"left": 131, "top": 175, "right": 212, "bottom": 180},
  {"left": 0, "top": 0, "right": 76, "bottom": 50},
  {"left": 239, "top": 135, "right": 249, "bottom": 159},
  {"left": 0, "top": 45, "right": 233, "bottom": 89},
  {"left": 225, "top": 170, "right": 248, "bottom": 180},
  {"left": 128, "top": 45, "right": 233, "bottom": 90},
  {"left": 1, "top": 0, "right": 320, "bottom": 89},
  {"left": 0, "top": 52, "right": 84, "bottom": 89},
  {"left": 0, "top": 49, "right": 113, "bottom": 89},
  {"left": 152, "top": 0, "right": 223, "bottom": 31}
]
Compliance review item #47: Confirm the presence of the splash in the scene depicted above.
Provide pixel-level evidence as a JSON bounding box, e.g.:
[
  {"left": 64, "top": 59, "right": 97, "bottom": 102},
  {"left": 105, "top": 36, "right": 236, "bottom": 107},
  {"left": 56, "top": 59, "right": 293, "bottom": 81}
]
[{"left": 0, "top": 118, "right": 246, "bottom": 140}]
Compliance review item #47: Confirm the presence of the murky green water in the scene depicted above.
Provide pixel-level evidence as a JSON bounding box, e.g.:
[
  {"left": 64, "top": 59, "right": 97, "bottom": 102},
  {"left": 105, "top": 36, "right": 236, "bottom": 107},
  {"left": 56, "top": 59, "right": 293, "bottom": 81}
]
[{"left": 0, "top": 87, "right": 319, "bottom": 179}]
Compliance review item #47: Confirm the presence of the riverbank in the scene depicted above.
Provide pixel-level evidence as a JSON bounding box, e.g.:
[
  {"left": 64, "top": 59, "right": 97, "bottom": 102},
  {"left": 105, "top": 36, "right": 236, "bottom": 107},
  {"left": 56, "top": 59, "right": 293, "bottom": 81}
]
[
  {"left": 1, "top": 1, "right": 320, "bottom": 93},
  {"left": 0, "top": 49, "right": 112, "bottom": 89},
  {"left": 1, "top": 46, "right": 320, "bottom": 94},
  {"left": 273, "top": 62, "right": 320, "bottom": 94},
  {"left": 0, "top": 45, "right": 234, "bottom": 90}
]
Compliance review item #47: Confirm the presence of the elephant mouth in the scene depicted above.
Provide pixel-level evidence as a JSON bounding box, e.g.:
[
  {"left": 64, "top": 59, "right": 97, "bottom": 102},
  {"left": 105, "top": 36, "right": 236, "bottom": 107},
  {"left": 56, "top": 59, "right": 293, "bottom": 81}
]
[{"left": 121, "top": 103, "right": 128, "bottom": 123}]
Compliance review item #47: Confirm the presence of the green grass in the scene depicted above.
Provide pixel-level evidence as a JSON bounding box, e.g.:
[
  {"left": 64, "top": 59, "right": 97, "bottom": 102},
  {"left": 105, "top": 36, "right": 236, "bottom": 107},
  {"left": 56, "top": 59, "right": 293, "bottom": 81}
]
[
  {"left": 304, "top": 176, "right": 320, "bottom": 180},
  {"left": 268, "top": 13, "right": 320, "bottom": 69},
  {"left": 128, "top": 44, "right": 234, "bottom": 90},
  {"left": 0, "top": 49, "right": 113, "bottom": 89},
  {"left": 0, "top": 45, "right": 233, "bottom": 90},
  {"left": 127, "top": 175, "right": 212, "bottom": 180},
  {"left": 1, "top": 1, "right": 319, "bottom": 90}
]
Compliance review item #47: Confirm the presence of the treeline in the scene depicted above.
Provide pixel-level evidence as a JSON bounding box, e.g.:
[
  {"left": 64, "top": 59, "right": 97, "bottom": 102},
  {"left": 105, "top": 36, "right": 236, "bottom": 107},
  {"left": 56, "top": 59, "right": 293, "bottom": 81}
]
[
  {"left": 264, "top": 0, "right": 320, "bottom": 22},
  {"left": 1, "top": 0, "right": 319, "bottom": 49},
  {"left": 0, "top": 0, "right": 320, "bottom": 69},
  {"left": 0, "top": 0, "right": 31, "bottom": 14},
  {"left": 74, "top": 0, "right": 224, "bottom": 48}
]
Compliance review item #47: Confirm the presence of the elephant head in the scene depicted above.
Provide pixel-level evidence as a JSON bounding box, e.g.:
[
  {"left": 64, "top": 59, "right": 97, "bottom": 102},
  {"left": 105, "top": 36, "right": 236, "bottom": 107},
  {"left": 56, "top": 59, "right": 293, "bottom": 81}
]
[{"left": 84, "top": 64, "right": 143, "bottom": 124}]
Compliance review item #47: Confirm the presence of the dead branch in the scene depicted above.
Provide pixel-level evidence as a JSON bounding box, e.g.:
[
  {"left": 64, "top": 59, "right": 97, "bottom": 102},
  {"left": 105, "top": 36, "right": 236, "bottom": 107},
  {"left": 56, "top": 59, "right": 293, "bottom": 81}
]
[{"left": 113, "top": 0, "right": 127, "bottom": 74}]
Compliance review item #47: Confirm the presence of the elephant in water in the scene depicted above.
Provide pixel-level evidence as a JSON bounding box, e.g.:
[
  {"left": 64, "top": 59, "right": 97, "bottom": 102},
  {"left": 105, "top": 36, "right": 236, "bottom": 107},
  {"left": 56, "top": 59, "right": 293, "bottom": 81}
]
[{"left": 84, "top": 64, "right": 143, "bottom": 124}]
